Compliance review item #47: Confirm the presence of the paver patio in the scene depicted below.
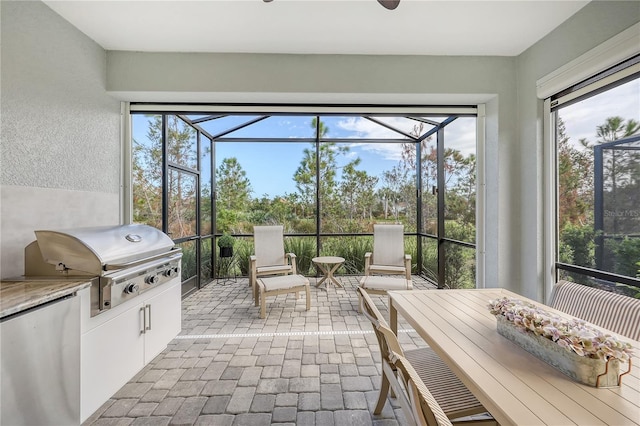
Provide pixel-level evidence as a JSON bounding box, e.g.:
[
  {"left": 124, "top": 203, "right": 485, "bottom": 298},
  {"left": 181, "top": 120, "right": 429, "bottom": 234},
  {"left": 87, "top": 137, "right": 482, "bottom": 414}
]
[{"left": 83, "top": 275, "right": 436, "bottom": 426}]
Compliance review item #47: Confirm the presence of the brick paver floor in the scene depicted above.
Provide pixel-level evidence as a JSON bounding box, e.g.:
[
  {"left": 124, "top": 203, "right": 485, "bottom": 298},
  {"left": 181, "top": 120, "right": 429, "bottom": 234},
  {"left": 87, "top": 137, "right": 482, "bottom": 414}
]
[{"left": 83, "top": 275, "right": 436, "bottom": 426}]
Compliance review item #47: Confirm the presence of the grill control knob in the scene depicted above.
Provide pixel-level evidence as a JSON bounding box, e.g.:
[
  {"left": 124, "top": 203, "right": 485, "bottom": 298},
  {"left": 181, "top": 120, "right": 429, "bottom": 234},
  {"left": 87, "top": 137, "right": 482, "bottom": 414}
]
[
  {"left": 124, "top": 283, "right": 139, "bottom": 294},
  {"left": 164, "top": 267, "right": 179, "bottom": 278},
  {"left": 146, "top": 275, "right": 159, "bottom": 285}
]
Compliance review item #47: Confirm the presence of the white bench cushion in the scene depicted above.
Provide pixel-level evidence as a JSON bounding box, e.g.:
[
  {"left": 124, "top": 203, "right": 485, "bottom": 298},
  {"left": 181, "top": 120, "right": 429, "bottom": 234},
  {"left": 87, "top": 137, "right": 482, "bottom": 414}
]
[{"left": 259, "top": 274, "right": 309, "bottom": 291}]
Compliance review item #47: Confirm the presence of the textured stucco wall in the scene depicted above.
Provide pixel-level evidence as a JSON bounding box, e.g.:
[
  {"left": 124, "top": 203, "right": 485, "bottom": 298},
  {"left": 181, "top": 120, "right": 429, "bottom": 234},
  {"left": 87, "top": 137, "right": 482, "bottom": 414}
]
[
  {"left": 0, "top": 1, "right": 121, "bottom": 278},
  {"left": 514, "top": 1, "right": 640, "bottom": 301},
  {"left": 1, "top": 0, "right": 120, "bottom": 191}
]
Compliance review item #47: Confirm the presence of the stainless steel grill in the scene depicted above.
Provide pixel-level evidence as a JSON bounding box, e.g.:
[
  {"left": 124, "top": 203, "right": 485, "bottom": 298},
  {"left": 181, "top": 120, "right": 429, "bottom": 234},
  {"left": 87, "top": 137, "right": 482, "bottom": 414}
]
[{"left": 25, "top": 224, "right": 182, "bottom": 316}]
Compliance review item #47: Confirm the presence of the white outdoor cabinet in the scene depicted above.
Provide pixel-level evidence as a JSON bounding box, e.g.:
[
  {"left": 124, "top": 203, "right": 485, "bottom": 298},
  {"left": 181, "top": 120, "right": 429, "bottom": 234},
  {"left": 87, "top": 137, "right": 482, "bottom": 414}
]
[
  {"left": 1, "top": 295, "right": 81, "bottom": 425},
  {"left": 143, "top": 281, "right": 182, "bottom": 364},
  {"left": 80, "top": 279, "right": 181, "bottom": 422}
]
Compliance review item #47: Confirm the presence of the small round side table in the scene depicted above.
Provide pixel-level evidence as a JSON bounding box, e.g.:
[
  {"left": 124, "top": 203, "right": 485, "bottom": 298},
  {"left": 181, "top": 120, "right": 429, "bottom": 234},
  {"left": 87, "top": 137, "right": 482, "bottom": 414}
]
[{"left": 312, "top": 256, "right": 345, "bottom": 288}]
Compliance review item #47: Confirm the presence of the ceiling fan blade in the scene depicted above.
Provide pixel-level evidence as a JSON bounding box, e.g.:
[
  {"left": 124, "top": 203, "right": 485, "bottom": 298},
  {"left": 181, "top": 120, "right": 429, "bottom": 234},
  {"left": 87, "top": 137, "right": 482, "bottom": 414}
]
[{"left": 377, "top": 0, "right": 400, "bottom": 10}]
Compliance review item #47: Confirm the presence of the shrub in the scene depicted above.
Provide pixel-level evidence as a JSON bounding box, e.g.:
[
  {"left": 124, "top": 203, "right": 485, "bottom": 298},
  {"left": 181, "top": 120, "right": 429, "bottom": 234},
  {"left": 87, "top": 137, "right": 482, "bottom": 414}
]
[
  {"left": 217, "top": 234, "right": 235, "bottom": 248},
  {"left": 322, "top": 236, "right": 372, "bottom": 274},
  {"left": 559, "top": 223, "right": 595, "bottom": 268},
  {"left": 234, "top": 238, "right": 253, "bottom": 276},
  {"left": 285, "top": 236, "right": 316, "bottom": 275},
  {"left": 612, "top": 237, "right": 640, "bottom": 278}
]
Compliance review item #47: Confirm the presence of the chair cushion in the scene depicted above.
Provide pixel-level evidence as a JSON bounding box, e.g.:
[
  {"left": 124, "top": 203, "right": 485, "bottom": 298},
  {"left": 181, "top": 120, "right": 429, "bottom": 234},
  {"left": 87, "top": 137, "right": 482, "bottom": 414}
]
[
  {"left": 405, "top": 347, "right": 484, "bottom": 417},
  {"left": 360, "top": 276, "right": 412, "bottom": 291},
  {"left": 259, "top": 274, "right": 309, "bottom": 291},
  {"left": 368, "top": 265, "right": 407, "bottom": 274},
  {"left": 257, "top": 265, "right": 293, "bottom": 275}
]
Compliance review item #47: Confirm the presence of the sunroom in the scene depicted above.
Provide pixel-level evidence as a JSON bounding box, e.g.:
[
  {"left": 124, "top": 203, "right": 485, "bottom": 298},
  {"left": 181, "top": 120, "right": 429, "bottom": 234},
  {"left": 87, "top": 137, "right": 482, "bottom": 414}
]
[{"left": 1, "top": 1, "right": 639, "bottom": 425}]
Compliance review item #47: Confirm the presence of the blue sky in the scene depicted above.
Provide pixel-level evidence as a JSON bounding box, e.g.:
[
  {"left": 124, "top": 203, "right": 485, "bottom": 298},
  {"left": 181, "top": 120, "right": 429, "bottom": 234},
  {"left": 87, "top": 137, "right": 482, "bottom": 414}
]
[{"left": 203, "top": 115, "right": 476, "bottom": 197}]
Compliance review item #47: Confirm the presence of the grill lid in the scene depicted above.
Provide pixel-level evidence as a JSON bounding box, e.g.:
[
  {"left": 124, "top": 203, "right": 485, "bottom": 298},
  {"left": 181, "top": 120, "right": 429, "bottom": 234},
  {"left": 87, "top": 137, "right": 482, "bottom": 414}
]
[{"left": 34, "top": 224, "right": 176, "bottom": 275}]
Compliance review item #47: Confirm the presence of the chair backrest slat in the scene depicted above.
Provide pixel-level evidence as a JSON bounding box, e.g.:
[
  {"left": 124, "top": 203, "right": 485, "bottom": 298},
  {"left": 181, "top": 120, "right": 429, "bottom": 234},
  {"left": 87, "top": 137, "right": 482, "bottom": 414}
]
[
  {"left": 393, "top": 353, "right": 454, "bottom": 426},
  {"left": 373, "top": 224, "right": 405, "bottom": 267},
  {"left": 549, "top": 280, "right": 640, "bottom": 341},
  {"left": 254, "top": 225, "right": 286, "bottom": 267}
]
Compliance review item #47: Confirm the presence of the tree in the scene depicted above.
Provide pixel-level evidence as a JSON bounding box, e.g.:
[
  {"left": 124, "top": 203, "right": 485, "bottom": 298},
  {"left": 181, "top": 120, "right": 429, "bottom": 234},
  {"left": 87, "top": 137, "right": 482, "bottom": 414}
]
[
  {"left": 293, "top": 118, "right": 349, "bottom": 231},
  {"left": 399, "top": 122, "right": 477, "bottom": 233},
  {"left": 132, "top": 136, "right": 162, "bottom": 228},
  {"left": 340, "top": 160, "right": 379, "bottom": 222},
  {"left": 557, "top": 115, "right": 640, "bottom": 281},
  {"left": 133, "top": 115, "right": 198, "bottom": 239},
  {"left": 340, "top": 160, "right": 362, "bottom": 221},
  {"left": 557, "top": 117, "right": 593, "bottom": 229},
  {"left": 594, "top": 116, "right": 640, "bottom": 234},
  {"left": 216, "top": 157, "right": 252, "bottom": 211},
  {"left": 381, "top": 165, "right": 408, "bottom": 222},
  {"left": 164, "top": 116, "right": 198, "bottom": 238}
]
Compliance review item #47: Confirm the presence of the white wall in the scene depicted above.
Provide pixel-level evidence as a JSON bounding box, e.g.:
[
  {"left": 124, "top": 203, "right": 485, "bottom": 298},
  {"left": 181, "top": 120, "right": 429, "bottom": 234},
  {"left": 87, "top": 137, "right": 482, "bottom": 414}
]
[
  {"left": 0, "top": 1, "right": 122, "bottom": 278},
  {"left": 515, "top": 1, "right": 640, "bottom": 300}
]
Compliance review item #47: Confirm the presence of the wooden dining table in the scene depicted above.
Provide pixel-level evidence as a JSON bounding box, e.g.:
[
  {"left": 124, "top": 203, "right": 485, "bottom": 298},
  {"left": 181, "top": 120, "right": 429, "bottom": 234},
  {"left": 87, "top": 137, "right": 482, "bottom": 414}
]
[{"left": 387, "top": 288, "right": 640, "bottom": 426}]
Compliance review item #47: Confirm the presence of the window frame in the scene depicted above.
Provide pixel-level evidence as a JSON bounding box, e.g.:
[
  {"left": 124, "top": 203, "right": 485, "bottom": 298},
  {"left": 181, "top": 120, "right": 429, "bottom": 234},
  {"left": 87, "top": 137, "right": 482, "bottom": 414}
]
[
  {"left": 540, "top": 23, "right": 640, "bottom": 302},
  {"left": 124, "top": 104, "right": 486, "bottom": 290},
  {"left": 543, "top": 60, "right": 640, "bottom": 302}
]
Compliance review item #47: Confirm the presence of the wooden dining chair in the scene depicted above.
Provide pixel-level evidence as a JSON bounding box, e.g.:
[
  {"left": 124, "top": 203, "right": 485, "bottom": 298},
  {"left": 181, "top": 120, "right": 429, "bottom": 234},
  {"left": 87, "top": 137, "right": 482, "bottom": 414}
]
[
  {"left": 390, "top": 351, "right": 454, "bottom": 426},
  {"left": 357, "top": 287, "right": 493, "bottom": 423}
]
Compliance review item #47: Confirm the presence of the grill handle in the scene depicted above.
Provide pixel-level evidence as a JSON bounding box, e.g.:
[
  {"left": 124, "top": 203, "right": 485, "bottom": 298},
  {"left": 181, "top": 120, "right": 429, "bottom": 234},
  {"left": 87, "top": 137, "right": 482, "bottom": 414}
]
[{"left": 103, "top": 248, "right": 182, "bottom": 271}]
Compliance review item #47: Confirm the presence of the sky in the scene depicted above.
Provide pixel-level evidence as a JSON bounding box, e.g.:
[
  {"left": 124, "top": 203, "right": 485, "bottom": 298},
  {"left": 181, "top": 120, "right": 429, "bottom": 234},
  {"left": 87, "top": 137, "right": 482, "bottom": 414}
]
[
  {"left": 131, "top": 77, "right": 638, "bottom": 199},
  {"left": 207, "top": 115, "right": 476, "bottom": 198},
  {"left": 559, "top": 78, "right": 639, "bottom": 146}
]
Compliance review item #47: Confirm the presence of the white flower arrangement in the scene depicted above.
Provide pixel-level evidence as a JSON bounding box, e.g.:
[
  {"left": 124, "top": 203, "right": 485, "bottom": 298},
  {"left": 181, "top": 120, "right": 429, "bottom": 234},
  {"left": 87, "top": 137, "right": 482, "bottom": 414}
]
[{"left": 488, "top": 297, "right": 634, "bottom": 361}]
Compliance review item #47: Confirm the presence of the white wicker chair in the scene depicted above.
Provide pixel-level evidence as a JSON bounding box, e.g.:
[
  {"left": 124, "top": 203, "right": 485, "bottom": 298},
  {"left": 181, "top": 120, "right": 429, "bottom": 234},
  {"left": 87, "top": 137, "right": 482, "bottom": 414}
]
[{"left": 250, "top": 225, "right": 297, "bottom": 304}]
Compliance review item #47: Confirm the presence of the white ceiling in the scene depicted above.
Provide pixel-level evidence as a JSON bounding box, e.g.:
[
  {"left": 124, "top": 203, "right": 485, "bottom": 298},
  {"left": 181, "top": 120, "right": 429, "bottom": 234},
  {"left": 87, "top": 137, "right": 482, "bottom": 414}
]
[{"left": 43, "top": 0, "right": 590, "bottom": 56}]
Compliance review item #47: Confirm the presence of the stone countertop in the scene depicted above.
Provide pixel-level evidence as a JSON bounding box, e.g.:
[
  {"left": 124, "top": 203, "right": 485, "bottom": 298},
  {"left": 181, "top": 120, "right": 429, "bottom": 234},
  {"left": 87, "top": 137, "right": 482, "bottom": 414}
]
[{"left": 0, "top": 277, "right": 92, "bottom": 319}]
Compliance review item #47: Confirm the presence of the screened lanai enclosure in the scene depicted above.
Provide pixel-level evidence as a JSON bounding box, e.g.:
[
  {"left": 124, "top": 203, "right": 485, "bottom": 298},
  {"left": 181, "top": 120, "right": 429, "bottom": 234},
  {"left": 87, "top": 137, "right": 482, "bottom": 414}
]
[
  {"left": 130, "top": 106, "right": 479, "bottom": 296},
  {"left": 593, "top": 135, "right": 640, "bottom": 279},
  {"left": 552, "top": 67, "right": 640, "bottom": 298}
]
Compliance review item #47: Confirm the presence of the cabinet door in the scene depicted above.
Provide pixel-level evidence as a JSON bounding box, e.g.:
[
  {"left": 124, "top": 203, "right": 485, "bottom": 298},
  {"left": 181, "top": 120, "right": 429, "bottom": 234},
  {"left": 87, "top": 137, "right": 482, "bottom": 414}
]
[
  {"left": 81, "top": 302, "right": 144, "bottom": 422},
  {"left": 1, "top": 296, "right": 80, "bottom": 425},
  {"left": 143, "top": 281, "right": 181, "bottom": 364}
]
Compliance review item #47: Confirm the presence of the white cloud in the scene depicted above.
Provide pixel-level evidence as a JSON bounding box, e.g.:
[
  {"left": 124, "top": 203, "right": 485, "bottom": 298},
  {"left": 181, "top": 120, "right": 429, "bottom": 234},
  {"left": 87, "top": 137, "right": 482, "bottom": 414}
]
[
  {"left": 560, "top": 79, "right": 640, "bottom": 146},
  {"left": 337, "top": 116, "right": 411, "bottom": 139},
  {"left": 336, "top": 116, "right": 477, "bottom": 159},
  {"left": 358, "top": 142, "right": 405, "bottom": 161}
]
